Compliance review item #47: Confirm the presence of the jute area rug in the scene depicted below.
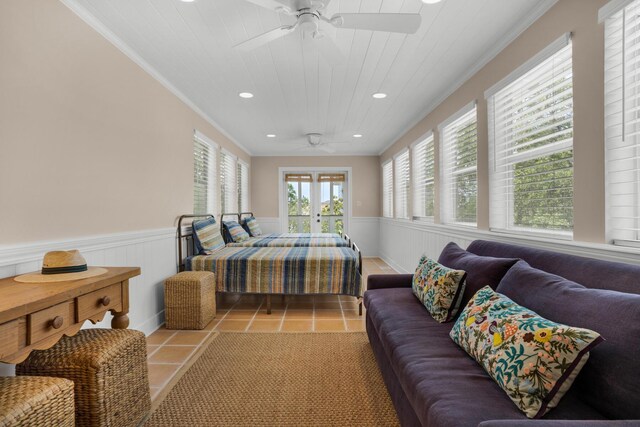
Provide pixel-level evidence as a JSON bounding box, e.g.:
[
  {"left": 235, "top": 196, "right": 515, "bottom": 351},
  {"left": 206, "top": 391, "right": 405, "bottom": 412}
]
[{"left": 144, "top": 332, "right": 400, "bottom": 427}]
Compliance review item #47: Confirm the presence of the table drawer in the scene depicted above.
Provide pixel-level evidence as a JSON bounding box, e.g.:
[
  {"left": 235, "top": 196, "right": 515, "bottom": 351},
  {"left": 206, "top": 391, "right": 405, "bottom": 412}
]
[
  {"left": 29, "top": 302, "right": 72, "bottom": 345},
  {"left": 77, "top": 283, "right": 122, "bottom": 321},
  {"left": 0, "top": 320, "right": 20, "bottom": 359}
]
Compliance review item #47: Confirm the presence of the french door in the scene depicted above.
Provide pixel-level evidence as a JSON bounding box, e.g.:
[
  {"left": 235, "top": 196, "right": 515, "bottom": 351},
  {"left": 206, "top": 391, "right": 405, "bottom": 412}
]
[{"left": 284, "top": 171, "right": 347, "bottom": 234}]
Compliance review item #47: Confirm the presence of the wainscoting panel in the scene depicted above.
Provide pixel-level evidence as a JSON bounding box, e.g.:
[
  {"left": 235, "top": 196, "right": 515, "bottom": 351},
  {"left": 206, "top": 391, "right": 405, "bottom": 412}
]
[{"left": 255, "top": 217, "right": 281, "bottom": 235}]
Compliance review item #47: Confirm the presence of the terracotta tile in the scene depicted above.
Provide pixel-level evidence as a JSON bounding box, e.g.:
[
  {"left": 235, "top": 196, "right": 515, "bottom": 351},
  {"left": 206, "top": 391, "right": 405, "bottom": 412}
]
[
  {"left": 281, "top": 320, "right": 313, "bottom": 332},
  {"left": 147, "top": 363, "right": 180, "bottom": 387},
  {"left": 346, "top": 319, "right": 366, "bottom": 332},
  {"left": 314, "top": 295, "right": 340, "bottom": 302},
  {"left": 224, "top": 310, "right": 257, "bottom": 319},
  {"left": 314, "top": 302, "right": 342, "bottom": 310},
  {"left": 202, "top": 318, "right": 220, "bottom": 330},
  {"left": 148, "top": 346, "right": 196, "bottom": 364},
  {"left": 340, "top": 301, "right": 359, "bottom": 310},
  {"left": 146, "top": 329, "right": 176, "bottom": 345},
  {"left": 165, "top": 331, "right": 210, "bottom": 346},
  {"left": 314, "top": 309, "right": 344, "bottom": 319},
  {"left": 232, "top": 302, "right": 263, "bottom": 310},
  {"left": 315, "top": 319, "right": 346, "bottom": 332},
  {"left": 342, "top": 310, "right": 363, "bottom": 320},
  {"left": 286, "top": 301, "right": 314, "bottom": 309},
  {"left": 248, "top": 320, "right": 282, "bottom": 332},
  {"left": 146, "top": 345, "right": 160, "bottom": 357},
  {"left": 254, "top": 310, "right": 285, "bottom": 319},
  {"left": 215, "top": 319, "right": 250, "bottom": 331},
  {"left": 284, "top": 310, "right": 314, "bottom": 320}
]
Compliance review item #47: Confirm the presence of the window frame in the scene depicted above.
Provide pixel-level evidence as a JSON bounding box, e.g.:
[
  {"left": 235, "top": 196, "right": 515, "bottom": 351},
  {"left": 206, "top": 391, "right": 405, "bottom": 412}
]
[
  {"left": 393, "top": 149, "right": 411, "bottom": 220},
  {"left": 382, "top": 160, "right": 394, "bottom": 219},
  {"left": 411, "top": 131, "right": 435, "bottom": 222}
]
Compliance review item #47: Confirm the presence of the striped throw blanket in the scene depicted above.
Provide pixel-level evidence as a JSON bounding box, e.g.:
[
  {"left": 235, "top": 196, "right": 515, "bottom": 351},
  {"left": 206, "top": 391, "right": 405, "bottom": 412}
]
[
  {"left": 226, "top": 236, "right": 349, "bottom": 247},
  {"left": 186, "top": 246, "right": 361, "bottom": 297}
]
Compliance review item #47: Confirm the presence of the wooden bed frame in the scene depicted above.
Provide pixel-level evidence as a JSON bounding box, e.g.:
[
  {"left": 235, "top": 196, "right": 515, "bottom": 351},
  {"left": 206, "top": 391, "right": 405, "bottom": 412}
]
[{"left": 176, "top": 213, "right": 363, "bottom": 315}]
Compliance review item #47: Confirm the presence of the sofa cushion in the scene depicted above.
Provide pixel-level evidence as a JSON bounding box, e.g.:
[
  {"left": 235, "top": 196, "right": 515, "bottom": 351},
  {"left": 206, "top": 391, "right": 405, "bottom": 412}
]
[
  {"left": 364, "top": 288, "right": 605, "bottom": 427},
  {"left": 450, "top": 286, "right": 602, "bottom": 418},
  {"left": 412, "top": 256, "right": 466, "bottom": 322},
  {"left": 496, "top": 261, "right": 640, "bottom": 420},
  {"left": 438, "top": 242, "right": 518, "bottom": 309}
]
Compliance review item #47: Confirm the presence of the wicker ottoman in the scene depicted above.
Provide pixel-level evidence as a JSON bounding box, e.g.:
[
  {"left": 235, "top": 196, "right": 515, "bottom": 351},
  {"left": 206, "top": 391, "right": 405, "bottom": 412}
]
[
  {"left": 164, "top": 271, "right": 216, "bottom": 329},
  {"left": 0, "top": 376, "right": 74, "bottom": 427},
  {"left": 16, "top": 329, "right": 150, "bottom": 427}
]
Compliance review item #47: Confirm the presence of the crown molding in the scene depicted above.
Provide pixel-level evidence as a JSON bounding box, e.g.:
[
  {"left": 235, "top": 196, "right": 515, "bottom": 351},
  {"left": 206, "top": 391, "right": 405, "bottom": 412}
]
[
  {"left": 59, "top": 0, "right": 252, "bottom": 157},
  {"left": 378, "top": 0, "right": 559, "bottom": 157}
]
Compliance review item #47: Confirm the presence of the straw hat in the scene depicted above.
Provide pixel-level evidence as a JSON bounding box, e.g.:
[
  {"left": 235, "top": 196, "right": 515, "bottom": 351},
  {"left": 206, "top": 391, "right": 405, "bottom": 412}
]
[{"left": 14, "top": 250, "right": 107, "bottom": 283}]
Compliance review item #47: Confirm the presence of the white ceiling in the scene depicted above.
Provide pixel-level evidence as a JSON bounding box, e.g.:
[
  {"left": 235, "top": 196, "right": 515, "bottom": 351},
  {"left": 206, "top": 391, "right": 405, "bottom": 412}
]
[{"left": 65, "top": 0, "right": 556, "bottom": 156}]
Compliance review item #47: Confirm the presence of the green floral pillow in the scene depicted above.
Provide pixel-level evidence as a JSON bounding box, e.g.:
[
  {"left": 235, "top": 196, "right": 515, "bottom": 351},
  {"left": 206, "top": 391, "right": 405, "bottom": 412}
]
[
  {"left": 450, "top": 286, "right": 603, "bottom": 418},
  {"left": 412, "top": 256, "right": 467, "bottom": 323}
]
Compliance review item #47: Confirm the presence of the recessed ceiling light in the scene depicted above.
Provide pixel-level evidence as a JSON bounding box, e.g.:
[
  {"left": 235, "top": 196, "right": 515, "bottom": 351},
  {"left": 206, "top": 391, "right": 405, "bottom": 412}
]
[
  {"left": 238, "top": 92, "right": 254, "bottom": 98},
  {"left": 180, "top": 0, "right": 195, "bottom": 2},
  {"left": 421, "top": 0, "right": 441, "bottom": 4},
  {"left": 372, "top": 93, "right": 387, "bottom": 99},
  {"left": 266, "top": 134, "right": 276, "bottom": 138},
  {"left": 353, "top": 134, "right": 363, "bottom": 138}
]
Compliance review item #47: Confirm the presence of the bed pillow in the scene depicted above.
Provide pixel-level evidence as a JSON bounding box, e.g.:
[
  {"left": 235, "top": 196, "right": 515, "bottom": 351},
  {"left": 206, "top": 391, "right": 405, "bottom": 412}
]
[
  {"left": 192, "top": 217, "right": 225, "bottom": 255},
  {"left": 223, "top": 221, "right": 250, "bottom": 242},
  {"left": 412, "top": 256, "right": 467, "bottom": 323},
  {"left": 450, "top": 286, "right": 603, "bottom": 419},
  {"left": 438, "top": 242, "right": 519, "bottom": 310},
  {"left": 244, "top": 217, "right": 263, "bottom": 237}
]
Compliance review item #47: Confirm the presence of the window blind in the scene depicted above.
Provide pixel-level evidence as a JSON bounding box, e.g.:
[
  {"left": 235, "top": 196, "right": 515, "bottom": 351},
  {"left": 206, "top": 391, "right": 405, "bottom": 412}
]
[
  {"left": 605, "top": 0, "right": 640, "bottom": 244},
  {"left": 193, "top": 132, "right": 217, "bottom": 215},
  {"left": 220, "top": 150, "right": 237, "bottom": 214},
  {"left": 412, "top": 133, "right": 435, "bottom": 220},
  {"left": 237, "top": 160, "right": 249, "bottom": 213},
  {"left": 317, "top": 173, "right": 346, "bottom": 182},
  {"left": 439, "top": 104, "right": 478, "bottom": 225},
  {"left": 394, "top": 150, "right": 410, "bottom": 219},
  {"left": 488, "top": 41, "right": 574, "bottom": 235},
  {"left": 382, "top": 161, "right": 394, "bottom": 218}
]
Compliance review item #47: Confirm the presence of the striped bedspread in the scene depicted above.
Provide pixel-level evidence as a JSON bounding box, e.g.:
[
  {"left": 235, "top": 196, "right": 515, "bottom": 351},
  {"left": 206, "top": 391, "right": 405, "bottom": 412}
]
[
  {"left": 186, "top": 246, "right": 361, "bottom": 297},
  {"left": 226, "top": 236, "right": 349, "bottom": 247},
  {"left": 261, "top": 233, "right": 341, "bottom": 239}
]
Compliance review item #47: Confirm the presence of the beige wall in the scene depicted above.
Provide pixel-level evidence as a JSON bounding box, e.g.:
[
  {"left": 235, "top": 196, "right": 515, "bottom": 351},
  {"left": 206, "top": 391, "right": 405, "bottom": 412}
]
[
  {"left": 0, "top": 0, "right": 250, "bottom": 244},
  {"left": 381, "top": 0, "right": 607, "bottom": 243},
  {"left": 250, "top": 156, "right": 380, "bottom": 218}
]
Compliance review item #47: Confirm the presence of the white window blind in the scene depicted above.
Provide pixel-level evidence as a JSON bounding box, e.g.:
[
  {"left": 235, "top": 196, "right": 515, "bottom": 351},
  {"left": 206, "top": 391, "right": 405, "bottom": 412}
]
[
  {"left": 488, "top": 39, "right": 574, "bottom": 235},
  {"left": 220, "top": 150, "right": 237, "bottom": 214},
  {"left": 394, "top": 150, "right": 410, "bottom": 219},
  {"left": 412, "top": 133, "right": 435, "bottom": 220},
  {"left": 193, "top": 131, "right": 217, "bottom": 215},
  {"left": 382, "top": 161, "right": 394, "bottom": 218},
  {"left": 605, "top": 0, "right": 640, "bottom": 244},
  {"left": 440, "top": 104, "right": 478, "bottom": 225},
  {"left": 237, "top": 160, "right": 249, "bottom": 213}
]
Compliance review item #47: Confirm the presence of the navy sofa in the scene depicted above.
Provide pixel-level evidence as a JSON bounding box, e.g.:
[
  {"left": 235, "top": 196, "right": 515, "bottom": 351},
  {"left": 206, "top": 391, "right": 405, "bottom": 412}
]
[{"left": 364, "top": 240, "right": 640, "bottom": 427}]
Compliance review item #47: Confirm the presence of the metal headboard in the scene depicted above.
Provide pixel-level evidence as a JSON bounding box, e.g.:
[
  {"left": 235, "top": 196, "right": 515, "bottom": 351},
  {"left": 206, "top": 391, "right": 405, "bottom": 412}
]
[{"left": 177, "top": 214, "right": 214, "bottom": 272}]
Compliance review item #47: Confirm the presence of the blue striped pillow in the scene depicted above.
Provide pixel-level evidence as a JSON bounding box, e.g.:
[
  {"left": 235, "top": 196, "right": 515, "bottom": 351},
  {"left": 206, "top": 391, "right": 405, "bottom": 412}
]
[
  {"left": 224, "top": 221, "right": 250, "bottom": 242},
  {"left": 192, "top": 218, "right": 225, "bottom": 254},
  {"left": 244, "top": 217, "right": 263, "bottom": 237}
]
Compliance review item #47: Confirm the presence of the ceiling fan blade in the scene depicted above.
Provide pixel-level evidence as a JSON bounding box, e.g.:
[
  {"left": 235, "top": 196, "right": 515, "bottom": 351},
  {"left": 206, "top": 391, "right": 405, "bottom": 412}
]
[
  {"left": 332, "top": 13, "right": 422, "bottom": 34},
  {"left": 234, "top": 26, "right": 295, "bottom": 51},
  {"left": 242, "top": 0, "right": 291, "bottom": 12},
  {"left": 313, "top": 33, "right": 344, "bottom": 67}
]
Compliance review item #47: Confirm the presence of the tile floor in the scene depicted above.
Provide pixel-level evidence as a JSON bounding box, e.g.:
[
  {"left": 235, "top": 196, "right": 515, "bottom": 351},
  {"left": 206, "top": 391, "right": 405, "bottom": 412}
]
[{"left": 146, "top": 257, "right": 396, "bottom": 400}]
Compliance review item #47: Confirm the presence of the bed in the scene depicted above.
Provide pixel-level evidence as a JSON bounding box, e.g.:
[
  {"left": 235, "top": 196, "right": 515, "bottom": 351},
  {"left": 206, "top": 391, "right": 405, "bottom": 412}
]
[{"left": 177, "top": 214, "right": 363, "bottom": 314}]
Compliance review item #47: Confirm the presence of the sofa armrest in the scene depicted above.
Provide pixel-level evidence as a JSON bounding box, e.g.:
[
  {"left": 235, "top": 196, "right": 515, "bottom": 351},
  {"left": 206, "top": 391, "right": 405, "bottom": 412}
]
[
  {"left": 367, "top": 274, "right": 413, "bottom": 290},
  {"left": 479, "top": 421, "right": 640, "bottom": 427}
]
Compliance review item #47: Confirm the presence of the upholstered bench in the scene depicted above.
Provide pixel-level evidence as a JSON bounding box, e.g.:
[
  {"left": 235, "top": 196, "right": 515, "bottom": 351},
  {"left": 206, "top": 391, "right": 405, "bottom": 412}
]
[
  {"left": 164, "top": 271, "right": 216, "bottom": 329},
  {"left": 0, "top": 376, "right": 75, "bottom": 427},
  {"left": 16, "top": 328, "right": 150, "bottom": 427}
]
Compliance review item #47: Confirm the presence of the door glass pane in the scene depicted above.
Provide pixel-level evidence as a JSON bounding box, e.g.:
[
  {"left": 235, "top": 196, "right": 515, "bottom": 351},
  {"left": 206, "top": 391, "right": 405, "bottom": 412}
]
[
  {"left": 287, "top": 181, "right": 311, "bottom": 232},
  {"left": 320, "top": 180, "right": 344, "bottom": 234}
]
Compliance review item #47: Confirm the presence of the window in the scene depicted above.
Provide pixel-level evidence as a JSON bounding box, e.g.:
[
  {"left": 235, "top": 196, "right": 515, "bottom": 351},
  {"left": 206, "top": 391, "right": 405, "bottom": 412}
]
[
  {"left": 237, "top": 160, "right": 249, "bottom": 213},
  {"left": 382, "top": 161, "right": 394, "bottom": 218},
  {"left": 412, "top": 132, "right": 435, "bottom": 220},
  {"left": 220, "top": 150, "right": 237, "bottom": 214},
  {"left": 193, "top": 131, "right": 217, "bottom": 215},
  {"left": 487, "top": 35, "right": 574, "bottom": 235},
  {"left": 439, "top": 103, "right": 478, "bottom": 225},
  {"left": 603, "top": 0, "right": 640, "bottom": 244},
  {"left": 394, "top": 150, "right": 410, "bottom": 219}
]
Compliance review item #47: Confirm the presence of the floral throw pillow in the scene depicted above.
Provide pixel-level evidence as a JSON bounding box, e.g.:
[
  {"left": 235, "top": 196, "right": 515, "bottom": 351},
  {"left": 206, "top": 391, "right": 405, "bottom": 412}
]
[
  {"left": 450, "top": 286, "right": 603, "bottom": 418},
  {"left": 412, "top": 256, "right": 467, "bottom": 323}
]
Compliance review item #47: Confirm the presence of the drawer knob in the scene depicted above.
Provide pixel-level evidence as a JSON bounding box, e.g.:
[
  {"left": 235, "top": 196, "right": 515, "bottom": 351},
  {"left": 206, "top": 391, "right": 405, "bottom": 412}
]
[
  {"left": 50, "top": 316, "right": 64, "bottom": 329},
  {"left": 100, "top": 296, "right": 111, "bottom": 306}
]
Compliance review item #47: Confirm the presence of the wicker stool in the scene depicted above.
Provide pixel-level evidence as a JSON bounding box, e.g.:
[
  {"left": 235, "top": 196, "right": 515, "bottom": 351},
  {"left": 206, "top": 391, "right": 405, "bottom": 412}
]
[
  {"left": 16, "top": 329, "right": 150, "bottom": 427},
  {"left": 164, "top": 271, "right": 216, "bottom": 329},
  {"left": 0, "top": 376, "right": 74, "bottom": 427}
]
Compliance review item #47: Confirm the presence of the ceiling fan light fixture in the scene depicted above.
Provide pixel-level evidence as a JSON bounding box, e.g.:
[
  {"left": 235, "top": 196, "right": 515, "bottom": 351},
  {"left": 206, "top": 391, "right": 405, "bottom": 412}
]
[
  {"left": 238, "top": 92, "right": 254, "bottom": 98},
  {"left": 372, "top": 92, "right": 387, "bottom": 99}
]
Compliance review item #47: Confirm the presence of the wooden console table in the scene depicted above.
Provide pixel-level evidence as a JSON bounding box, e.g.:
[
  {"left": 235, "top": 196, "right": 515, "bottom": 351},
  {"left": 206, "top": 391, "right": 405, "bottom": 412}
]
[{"left": 0, "top": 267, "right": 140, "bottom": 364}]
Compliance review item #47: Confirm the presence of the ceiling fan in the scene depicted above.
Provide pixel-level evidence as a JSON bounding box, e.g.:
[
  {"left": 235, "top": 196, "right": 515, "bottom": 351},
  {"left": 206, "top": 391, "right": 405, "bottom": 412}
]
[
  {"left": 235, "top": 0, "right": 422, "bottom": 64},
  {"left": 273, "top": 133, "right": 355, "bottom": 153}
]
